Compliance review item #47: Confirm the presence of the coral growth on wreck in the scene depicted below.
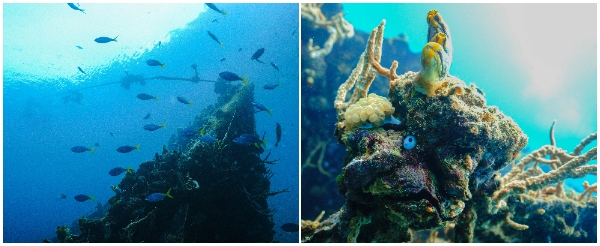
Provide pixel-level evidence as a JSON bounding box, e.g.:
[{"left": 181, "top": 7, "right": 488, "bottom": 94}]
[
  {"left": 53, "top": 78, "right": 286, "bottom": 243},
  {"left": 303, "top": 6, "right": 596, "bottom": 244},
  {"left": 305, "top": 10, "right": 530, "bottom": 243}
]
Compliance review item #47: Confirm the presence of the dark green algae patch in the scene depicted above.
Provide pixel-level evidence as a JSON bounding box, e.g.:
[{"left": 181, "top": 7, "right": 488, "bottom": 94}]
[{"left": 52, "top": 79, "right": 286, "bottom": 243}]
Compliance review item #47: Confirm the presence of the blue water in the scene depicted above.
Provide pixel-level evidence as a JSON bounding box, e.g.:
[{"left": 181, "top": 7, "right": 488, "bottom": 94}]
[
  {"left": 343, "top": 3, "right": 597, "bottom": 188},
  {"left": 4, "top": 3, "right": 299, "bottom": 242}
]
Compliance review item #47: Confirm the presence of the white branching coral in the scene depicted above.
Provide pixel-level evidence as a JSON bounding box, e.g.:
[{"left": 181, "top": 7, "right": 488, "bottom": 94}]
[{"left": 301, "top": 3, "right": 354, "bottom": 59}]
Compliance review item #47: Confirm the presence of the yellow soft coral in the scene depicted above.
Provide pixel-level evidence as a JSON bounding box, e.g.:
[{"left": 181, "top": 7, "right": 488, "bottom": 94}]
[{"left": 343, "top": 93, "right": 395, "bottom": 130}]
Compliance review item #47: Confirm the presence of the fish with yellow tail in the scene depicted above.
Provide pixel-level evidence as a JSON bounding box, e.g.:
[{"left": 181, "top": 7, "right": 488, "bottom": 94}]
[
  {"left": 207, "top": 31, "right": 223, "bottom": 47},
  {"left": 219, "top": 71, "right": 248, "bottom": 85},
  {"left": 145, "top": 188, "right": 173, "bottom": 202},
  {"left": 116, "top": 144, "right": 140, "bottom": 153},
  {"left": 205, "top": 3, "right": 226, "bottom": 16}
]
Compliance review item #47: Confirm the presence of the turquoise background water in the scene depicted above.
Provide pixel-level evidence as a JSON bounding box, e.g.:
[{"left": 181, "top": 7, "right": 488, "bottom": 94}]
[
  {"left": 4, "top": 3, "right": 299, "bottom": 242},
  {"left": 343, "top": 3, "right": 597, "bottom": 187}
]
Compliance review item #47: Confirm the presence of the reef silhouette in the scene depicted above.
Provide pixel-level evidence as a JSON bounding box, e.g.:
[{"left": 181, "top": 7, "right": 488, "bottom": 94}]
[{"left": 50, "top": 75, "right": 288, "bottom": 243}]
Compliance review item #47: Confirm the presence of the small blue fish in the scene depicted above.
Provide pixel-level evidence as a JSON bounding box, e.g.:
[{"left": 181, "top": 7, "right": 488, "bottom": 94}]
[
  {"left": 251, "top": 48, "right": 265, "bottom": 63},
  {"left": 143, "top": 113, "right": 151, "bottom": 120},
  {"left": 207, "top": 31, "right": 223, "bottom": 47},
  {"left": 137, "top": 93, "right": 158, "bottom": 102},
  {"left": 205, "top": 3, "right": 227, "bottom": 16},
  {"left": 74, "top": 194, "right": 95, "bottom": 202},
  {"left": 145, "top": 188, "right": 173, "bottom": 202},
  {"left": 270, "top": 62, "right": 280, "bottom": 72},
  {"left": 108, "top": 167, "right": 132, "bottom": 176},
  {"left": 67, "top": 3, "right": 85, "bottom": 14},
  {"left": 71, "top": 145, "right": 94, "bottom": 154},
  {"left": 94, "top": 35, "right": 118, "bottom": 43},
  {"left": 219, "top": 71, "right": 248, "bottom": 85},
  {"left": 263, "top": 82, "right": 280, "bottom": 90},
  {"left": 177, "top": 96, "right": 193, "bottom": 108},
  {"left": 144, "top": 123, "right": 166, "bottom": 131},
  {"left": 197, "top": 127, "right": 218, "bottom": 143},
  {"left": 158, "top": 41, "right": 161, "bottom": 47},
  {"left": 116, "top": 144, "right": 140, "bottom": 153},
  {"left": 77, "top": 66, "right": 86, "bottom": 74},
  {"left": 146, "top": 59, "right": 165, "bottom": 69},
  {"left": 252, "top": 102, "right": 272, "bottom": 116},
  {"left": 233, "top": 134, "right": 267, "bottom": 148},
  {"left": 275, "top": 122, "right": 282, "bottom": 148},
  {"left": 76, "top": 46, "right": 83, "bottom": 49}
]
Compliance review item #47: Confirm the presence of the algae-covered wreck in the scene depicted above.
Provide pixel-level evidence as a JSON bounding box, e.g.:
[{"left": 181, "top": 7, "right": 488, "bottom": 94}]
[{"left": 53, "top": 78, "right": 287, "bottom": 243}]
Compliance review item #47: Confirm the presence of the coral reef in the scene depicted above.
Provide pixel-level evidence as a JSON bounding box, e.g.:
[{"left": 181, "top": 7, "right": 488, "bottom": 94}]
[
  {"left": 472, "top": 121, "right": 597, "bottom": 243},
  {"left": 304, "top": 10, "right": 530, "bottom": 243},
  {"left": 301, "top": 3, "right": 420, "bottom": 222},
  {"left": 301, "top": 3, "right": 354, "bottom": 59},
  {"left": 52, "top": 77, "right": 285, "bottom": 242}
]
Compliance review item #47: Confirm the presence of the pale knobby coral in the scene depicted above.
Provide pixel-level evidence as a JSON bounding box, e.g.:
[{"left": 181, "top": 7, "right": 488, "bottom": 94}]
[{"left": 342, "top": 93, "right": 395, "bottom": 130}]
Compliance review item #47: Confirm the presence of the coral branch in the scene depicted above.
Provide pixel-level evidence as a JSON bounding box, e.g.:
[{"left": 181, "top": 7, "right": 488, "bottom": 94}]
[
  {"left": 301, "top": 4, "right": 354, "bottom": 59},
  {"left": 492, "top": 121, "right": 597, "bottom": 214},
  {"left": 334, "top": 20, "right": 385, "bottom": 123},
  {"left": 571, "top": 132, "right": 597, "bottom": 156},
  {"left": 505, "top": 212, "right": 529, "bottom": 230},
  {"left": 578, "top": 181, "right": 597, "bottom": 201}
]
